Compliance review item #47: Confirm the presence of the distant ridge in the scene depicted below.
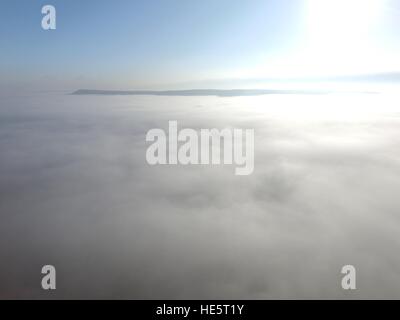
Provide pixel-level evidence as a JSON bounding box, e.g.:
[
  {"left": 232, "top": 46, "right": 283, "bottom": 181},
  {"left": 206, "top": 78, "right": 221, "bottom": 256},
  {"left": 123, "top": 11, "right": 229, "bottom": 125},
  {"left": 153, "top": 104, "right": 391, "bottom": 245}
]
[{"left": 72, "top": 89, "right": 333, "bottom": 97}]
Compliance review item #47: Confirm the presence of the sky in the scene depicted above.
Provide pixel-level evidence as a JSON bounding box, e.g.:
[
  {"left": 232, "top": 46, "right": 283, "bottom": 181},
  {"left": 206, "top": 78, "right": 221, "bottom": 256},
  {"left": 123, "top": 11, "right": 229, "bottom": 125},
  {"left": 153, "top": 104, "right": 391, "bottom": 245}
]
[{"left": 1, "top": 0, "right": 400, "bottom": 90}]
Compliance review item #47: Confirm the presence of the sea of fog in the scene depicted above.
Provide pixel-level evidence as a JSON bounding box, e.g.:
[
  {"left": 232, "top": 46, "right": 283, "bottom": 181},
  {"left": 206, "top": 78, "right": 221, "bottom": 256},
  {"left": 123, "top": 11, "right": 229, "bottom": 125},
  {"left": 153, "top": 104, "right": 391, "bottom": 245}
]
[{"left": 1, "top": 91, "right": 400, "bottom": 298}]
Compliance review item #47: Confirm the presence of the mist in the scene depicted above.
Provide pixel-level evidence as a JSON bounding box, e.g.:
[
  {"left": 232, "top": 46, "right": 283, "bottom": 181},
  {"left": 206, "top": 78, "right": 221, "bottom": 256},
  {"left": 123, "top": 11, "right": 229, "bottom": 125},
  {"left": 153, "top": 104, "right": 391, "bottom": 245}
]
[{"left": 1, "top": 91, "right": 400, "bottom": 299}]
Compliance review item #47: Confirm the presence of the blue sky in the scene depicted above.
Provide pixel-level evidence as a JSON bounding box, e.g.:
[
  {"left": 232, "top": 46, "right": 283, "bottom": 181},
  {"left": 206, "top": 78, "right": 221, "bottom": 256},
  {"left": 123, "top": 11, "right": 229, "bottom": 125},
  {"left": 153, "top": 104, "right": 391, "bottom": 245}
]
[{"left": 1, "top": 0, "right": 399, "bottom": 90}]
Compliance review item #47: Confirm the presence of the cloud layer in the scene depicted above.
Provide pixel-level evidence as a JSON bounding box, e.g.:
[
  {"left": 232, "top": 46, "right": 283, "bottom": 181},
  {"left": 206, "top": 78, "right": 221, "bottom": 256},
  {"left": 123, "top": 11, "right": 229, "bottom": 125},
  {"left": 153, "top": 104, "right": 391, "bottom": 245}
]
[{"left": 1, "top": 92, "right": 400, "bottom": 298}]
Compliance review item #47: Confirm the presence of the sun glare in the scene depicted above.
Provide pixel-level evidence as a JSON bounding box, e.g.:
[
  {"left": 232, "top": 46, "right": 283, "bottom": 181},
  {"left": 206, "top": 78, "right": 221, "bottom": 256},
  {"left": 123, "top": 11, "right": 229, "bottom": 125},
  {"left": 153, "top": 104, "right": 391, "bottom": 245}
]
[
  {"left": 262, "top": 0, "right": 387, "bottom": 79},
  {"left": 306, "top": 0, "right": 382, "bottom": 42}
]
